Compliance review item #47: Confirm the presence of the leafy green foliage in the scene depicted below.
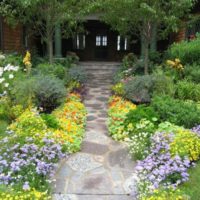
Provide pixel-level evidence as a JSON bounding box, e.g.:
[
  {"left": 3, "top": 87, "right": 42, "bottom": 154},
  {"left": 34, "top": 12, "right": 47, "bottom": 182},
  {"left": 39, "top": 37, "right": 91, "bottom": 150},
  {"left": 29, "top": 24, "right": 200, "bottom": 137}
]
[
  {"left": 125, "top": 105, "right": 158, "bottom": 126},
  {"left": 97, "top": 0, "right": 195, "bottom": 73},
  {"left": 0, "top": 120, "right": 9, "bottom": 138},
  {"left": 41, "top": 113, "right": 60, "bottom": 129},
  {"left": 0, "top": 97, "right": 24, "bottom": 122},
  {"left": 179, "top": 161, "right": 200, "bottom": 199},
  {"left": 151, "top": 95, "right": 200, "bottom": 128},
  {"left": 167, "top": 34, "right": 200, "bottom": 64},
  {"left": 33, "top": 63, "right": 67, "bottom": 80},
  {"left": 1, "top": 53, "right": 23, "bottom": 66},
  {"left": 184, "top": 63, "right": 200, "bottom": 83},
  {"left": 175, "top": 80, "right": 200, "bottom": 102},
  {"left": 124, "top": 75, "right": 154, "bottom": 103},
  {"left": 34, "top": 75, "right": 66, "bottom": 113},
  {"left": 122, "top": 53, "right": 138, "bottom": 69},
  {"left": 66, "top": 66, "right": 87, "bottom": 85},
  {"left": 0, "top": 0, "right": 94, "bottom": 63},
  {"left": 153, "top": 74, "right": 175, "bottom": 97},
  {"left": 11, "top": 76, "right": 36, "bottom": 108}
]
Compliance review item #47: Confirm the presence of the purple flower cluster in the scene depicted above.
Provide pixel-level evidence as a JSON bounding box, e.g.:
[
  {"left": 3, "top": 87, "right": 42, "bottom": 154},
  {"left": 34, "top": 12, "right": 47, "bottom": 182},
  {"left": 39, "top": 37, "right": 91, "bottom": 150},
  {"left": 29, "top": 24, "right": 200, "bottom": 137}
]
[
  {"left": 191, "top": 125, "right": 200, "bottom": 136},
  {"left": 0, "top": 137, "right": 66, "bottom": 187},
  {"left": 135, "top": 132, "right": 191, "bottom": 190}
]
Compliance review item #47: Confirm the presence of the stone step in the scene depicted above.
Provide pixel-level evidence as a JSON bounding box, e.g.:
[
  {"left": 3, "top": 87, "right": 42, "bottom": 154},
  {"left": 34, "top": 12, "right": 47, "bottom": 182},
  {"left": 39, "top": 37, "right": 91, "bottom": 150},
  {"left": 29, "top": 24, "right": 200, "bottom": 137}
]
[{"left": 53, "top": 194, "right": 134, "bottom": 200}]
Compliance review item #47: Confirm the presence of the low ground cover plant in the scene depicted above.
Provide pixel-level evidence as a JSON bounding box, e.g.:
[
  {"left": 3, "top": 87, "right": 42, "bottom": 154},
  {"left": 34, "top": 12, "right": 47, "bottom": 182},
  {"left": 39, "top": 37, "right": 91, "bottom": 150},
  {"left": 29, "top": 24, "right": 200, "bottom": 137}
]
[{"left": 108, "top": 96, "right": 136, "bottom": 140}]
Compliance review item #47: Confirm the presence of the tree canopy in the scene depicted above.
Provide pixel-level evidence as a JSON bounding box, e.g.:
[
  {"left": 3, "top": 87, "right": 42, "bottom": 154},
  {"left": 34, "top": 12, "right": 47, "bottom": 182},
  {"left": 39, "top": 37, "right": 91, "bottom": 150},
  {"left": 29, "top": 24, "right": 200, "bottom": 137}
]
[
  {"left": 95, "top": 0, "right": 196, "bottom": 74},
  {"left": 0, "top": 0, "right": 93, "bottom": 63}
]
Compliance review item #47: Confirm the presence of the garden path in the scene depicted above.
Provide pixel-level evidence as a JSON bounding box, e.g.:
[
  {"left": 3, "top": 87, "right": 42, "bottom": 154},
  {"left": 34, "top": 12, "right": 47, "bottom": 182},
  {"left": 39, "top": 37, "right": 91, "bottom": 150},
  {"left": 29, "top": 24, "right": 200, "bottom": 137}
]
[{"left": 53, "top": 62, "right": 136, "bottom": 200}]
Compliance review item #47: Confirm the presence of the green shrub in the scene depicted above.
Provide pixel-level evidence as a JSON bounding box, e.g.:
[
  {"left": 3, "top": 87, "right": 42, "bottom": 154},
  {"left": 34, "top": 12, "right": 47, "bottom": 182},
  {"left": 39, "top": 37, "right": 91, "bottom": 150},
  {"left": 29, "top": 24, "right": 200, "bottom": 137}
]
[
  {"left": 66, "top": 66, "right": 87, "bottom": 84},
  {"left": 153, "top": 74, "right": 175, "bottom": 97},
  {"left": 2, "top": 53, "right": 23, "bottom": 66},
  {"left": 122, "top": 53, "right": 137, "bottom": 69},
  {"left": 184, "top": 63, "right": 200, "bottom": 83},
  {"left": 175, "top": 80, "right": 200, "bottom": 102},
  {"left": 149, "top": 51, "right": 163, "bottom": 64},
  {"left": 11, "top": 76, "right": 36, "bottom": 108},
  {"left": 66, "top": 52, "right": 80, "bottom": 64},
  {"left": 167, "top": 34, "right": 200, "bottom": 64},
  {"left": 34, "top": 63, "right": 66, "bottom": 80},
  {"left": 41, "top": 113, "right": 60, "bottom": 129},
  {"left": 0, "top": 97, "right": 24, "bottom": 122},
  {"left": 34, "top": 75, "right": 66, "bottom": 113},
  {"left": 124, "top": 75, "right": 154, "bottom": 103},
  {"left": 151, "top": 95, "right": 200, "bottom": 128},
  {"left": 113, "top": 67, "right": 125, "bottom": 83},
  {"left": 157, "top": 121, "right": 184, "bottom": 133},
  {"left": 0, "top": 120, "right": 9, "bottom": 138},
  {"left": 125, "top": 105, "right": 158, "bottom": 126}
]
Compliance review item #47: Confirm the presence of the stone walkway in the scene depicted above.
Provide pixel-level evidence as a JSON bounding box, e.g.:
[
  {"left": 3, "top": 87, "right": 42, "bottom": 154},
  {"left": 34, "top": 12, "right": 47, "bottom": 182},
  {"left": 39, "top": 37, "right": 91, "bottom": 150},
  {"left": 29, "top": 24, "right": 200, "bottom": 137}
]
[{"left": 53, "top": 62, "right": 136, "bottom": 200}]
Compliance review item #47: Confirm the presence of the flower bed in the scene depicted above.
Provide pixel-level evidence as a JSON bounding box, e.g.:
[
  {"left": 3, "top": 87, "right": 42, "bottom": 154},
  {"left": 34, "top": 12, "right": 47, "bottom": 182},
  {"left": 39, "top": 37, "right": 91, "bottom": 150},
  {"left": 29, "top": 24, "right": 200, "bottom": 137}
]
[
  {"left": 0, "top": 93, "right": 87, "bottom": 198},
  {"left": 108, "top": 95, "right": 200, "bottom": 199}
]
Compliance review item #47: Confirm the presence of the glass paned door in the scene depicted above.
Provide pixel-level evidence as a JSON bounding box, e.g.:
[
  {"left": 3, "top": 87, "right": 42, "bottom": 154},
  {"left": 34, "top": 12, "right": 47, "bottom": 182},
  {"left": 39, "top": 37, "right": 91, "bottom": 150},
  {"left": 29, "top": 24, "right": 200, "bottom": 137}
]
[{"left": 95, "top": 35, "right": 108, "bottom": 60}]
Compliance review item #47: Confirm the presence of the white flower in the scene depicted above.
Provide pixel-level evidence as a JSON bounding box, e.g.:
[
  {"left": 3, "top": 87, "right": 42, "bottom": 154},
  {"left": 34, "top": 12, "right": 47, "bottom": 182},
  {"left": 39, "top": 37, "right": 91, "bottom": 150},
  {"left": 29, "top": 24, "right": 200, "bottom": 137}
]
[
  {"left": 4, "top": 64, "right": 19, "bottom": 72},
  {"left": 9, "top": 74, "right": 14, "bottom": 79},
  {"left": 0, "top": 67, "right": 3, "bottom": 77},
  {"left": 0, "top": 78, "right": 5, "bottom": 83},
  {"left": 0, "top": 54, "right": 5, "bottom": 60},
  {"left": 4, "top": 83, "right": 9, "bottom": 87}
]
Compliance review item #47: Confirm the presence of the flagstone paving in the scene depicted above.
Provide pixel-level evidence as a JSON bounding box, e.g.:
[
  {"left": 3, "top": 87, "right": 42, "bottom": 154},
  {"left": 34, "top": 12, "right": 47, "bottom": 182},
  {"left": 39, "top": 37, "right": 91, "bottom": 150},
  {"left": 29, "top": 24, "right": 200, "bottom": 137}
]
[{"left": 53, "top": 62, "right": 136, "bottom": 200}]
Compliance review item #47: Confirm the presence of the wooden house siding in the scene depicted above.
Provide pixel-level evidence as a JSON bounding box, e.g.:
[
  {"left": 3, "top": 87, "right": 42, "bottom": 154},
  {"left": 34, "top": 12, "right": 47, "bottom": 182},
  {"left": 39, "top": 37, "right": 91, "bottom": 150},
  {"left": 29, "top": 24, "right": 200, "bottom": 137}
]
[{"left": 1, "top": 19, "right": 23, "bottom": 53}]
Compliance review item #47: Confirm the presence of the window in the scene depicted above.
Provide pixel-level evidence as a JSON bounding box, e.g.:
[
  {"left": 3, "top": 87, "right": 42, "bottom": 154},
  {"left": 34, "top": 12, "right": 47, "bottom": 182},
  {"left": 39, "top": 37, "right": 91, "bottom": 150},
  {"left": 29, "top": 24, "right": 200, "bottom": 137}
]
[
  {"left": 96, "top": 35, "right": 107, "bottom": 47},
  {"left": 102, "top": 36, "right": 107, "bottom": 46},
  {"left": 73, "top": 34, "right": 86, "bottom": 50},
  {"left": 117, "top": 36, "right": 129, "bottom": 51},
  {"left": 96, "top": 36, "right": 101, "bottom": 46}
]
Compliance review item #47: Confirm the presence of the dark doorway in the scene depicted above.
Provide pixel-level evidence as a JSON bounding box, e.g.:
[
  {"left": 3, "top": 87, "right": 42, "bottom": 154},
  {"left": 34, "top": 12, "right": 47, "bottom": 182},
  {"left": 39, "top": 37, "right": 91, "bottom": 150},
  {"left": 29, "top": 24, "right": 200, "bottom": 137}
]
[{"left": 95, "top": 35, "right": 108, "bottom": 60}]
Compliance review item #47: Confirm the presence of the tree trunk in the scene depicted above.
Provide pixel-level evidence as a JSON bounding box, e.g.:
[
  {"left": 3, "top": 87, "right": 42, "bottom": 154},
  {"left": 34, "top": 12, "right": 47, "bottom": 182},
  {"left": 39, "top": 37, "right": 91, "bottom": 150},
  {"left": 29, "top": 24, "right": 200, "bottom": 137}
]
[
  {"left": 144, "top": 42, "right": 149, "bottom": 75},
  {"left": 47, "top": 35, "right": 53, "bottom": 64},
  {"left": 140, "top": 33, "right": 145, "bottom": 59},
  {"left": 150, "top": 23, "right": 157, "bottom": 53}
]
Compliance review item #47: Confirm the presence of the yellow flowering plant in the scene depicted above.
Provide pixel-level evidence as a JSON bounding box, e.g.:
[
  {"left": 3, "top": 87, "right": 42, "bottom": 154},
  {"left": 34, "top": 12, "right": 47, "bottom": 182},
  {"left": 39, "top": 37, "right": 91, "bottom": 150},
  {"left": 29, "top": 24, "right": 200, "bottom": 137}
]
[
  {"left": 142, "top": 188, "right": 189, "bottom": 200},
  {"left": 52, "top": 93, "right": 87, "bottom": 152},
  {"left": 23, "top": 51, "right": 32, "bottom": 74},
  {"left": 170, "top": 130, "right": 200, "bottom": 161},
  {"left": 8, "top": 108, "right": 48, "bottom": 144},
  {"left": 111, "top": 82, "right": 125, "bottom": 96},
  {"left": 108, "top": 96, "right": 136, "bottom": 140},
  {"left": 0, "top": 188, "right": 51, "bottom": 200},
  {"left": 166, "top": 58, "right": 184, "bottom": 71}
]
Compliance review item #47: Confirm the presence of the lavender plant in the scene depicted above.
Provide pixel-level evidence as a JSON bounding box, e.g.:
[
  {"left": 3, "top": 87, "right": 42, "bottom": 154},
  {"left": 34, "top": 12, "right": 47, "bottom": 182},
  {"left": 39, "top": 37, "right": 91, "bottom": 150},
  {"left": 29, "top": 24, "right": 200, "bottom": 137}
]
[
  {"left": 191, "top": 125, "right": 200, "bottom": 136},
  {"left": 135, "top": 132, "right": 191, "bottom": 197},
  {"left": 0, "top": 134, "right": 66, "bottom": 191}
]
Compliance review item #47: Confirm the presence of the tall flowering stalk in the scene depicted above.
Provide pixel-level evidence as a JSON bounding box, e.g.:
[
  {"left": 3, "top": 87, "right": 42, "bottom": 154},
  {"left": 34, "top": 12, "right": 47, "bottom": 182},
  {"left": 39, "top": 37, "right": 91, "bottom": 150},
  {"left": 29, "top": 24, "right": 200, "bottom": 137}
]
[{"left": 23, "top": 51, "right": 32, "bottom": 75}]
